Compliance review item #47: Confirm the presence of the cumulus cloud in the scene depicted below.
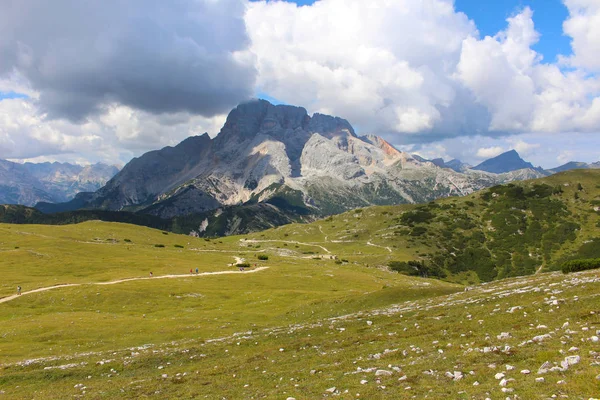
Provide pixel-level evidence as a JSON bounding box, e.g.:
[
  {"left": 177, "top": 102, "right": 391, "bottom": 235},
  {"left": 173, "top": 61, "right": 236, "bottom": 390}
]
[
  {"left": 0, "top": 0, "right": 255, "bottom": 121},
  {"left": 246, "top": 0, "right": 481, "bottom": 139},
  {"left": 247, "top": 0, "right": 600, "bottom": 143},
  {"left": 562, "top": 0, "right": 600, "bottom": 71},
  {"left": 476, "top": 146, "right": 505, "bottom": 159},
  {"left": 0, "top": 98, "right": 226, "bottom": 163},
  {"left": 511, "top": 139, "right": 540, "bottom": 155}
]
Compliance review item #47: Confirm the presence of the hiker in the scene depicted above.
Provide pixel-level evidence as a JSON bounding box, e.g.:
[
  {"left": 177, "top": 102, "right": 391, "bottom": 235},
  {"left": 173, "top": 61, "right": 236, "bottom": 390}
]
[
  {"left": 190, "top": 268, "right": 193, "bottom": 274},
  {"left": 17, "top": 286, "right": 21, "bottom": 295},
  {"left": 195, "top": 268, "right": 199, "bottom": 274},
  {"left": 149, "top": 272, "right": 153, "bottom": 277}
]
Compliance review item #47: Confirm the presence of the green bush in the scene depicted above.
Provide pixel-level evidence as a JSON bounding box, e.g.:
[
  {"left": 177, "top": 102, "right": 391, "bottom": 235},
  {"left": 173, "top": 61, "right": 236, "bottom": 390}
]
[
  {"left": 154, "top": 244, "right": 165, "bottom": 248},
  {"left": 410, "top": 226, "right": 427, "bottom": 236},
  {"left": 174, "top": 244, "right": 184, "bottom": 248},
  {"left": 400, "top": 209, "right": 435, "bottom": 225},
  {"left": 562, "top": 258, "right": 600, "bottom": 274},
  {"left": 236, "top": 262, "right": 251, "bottom": 269},
  {"left": 123, "top": 239, "right": 131, "bottom": 243},
  {"left": 257, "top": 254, "right": 268, "bottom": 260}
]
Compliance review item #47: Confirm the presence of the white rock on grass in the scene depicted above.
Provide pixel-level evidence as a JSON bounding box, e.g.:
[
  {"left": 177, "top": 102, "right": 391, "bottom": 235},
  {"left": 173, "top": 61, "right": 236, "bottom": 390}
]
[
  {"left": 360, "top": 380, "right": 368, "bottom": 385},
  {"left": 564, "top": 355, "right": 580, "bottom": 366},
  {"left": 535, "top": 377, "right": 545, "bottom": 383},
  {"left": 521, "top": 370, "right": 531, "bottom": 374},
  {"left": 495, "top": 372, "right": 506, "bottom": 380},
  {"left": 375, "top": 370, "right": 392, "bottom": 377}
]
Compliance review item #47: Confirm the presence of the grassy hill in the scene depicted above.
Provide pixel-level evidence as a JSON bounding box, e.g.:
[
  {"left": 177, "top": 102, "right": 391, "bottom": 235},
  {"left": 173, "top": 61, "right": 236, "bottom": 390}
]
[
  {"left": 1, "top": 169, "right": 599, "bottom": 398},
  {"left": 244, "top": 169, "right": 600, "bottom": 284}
]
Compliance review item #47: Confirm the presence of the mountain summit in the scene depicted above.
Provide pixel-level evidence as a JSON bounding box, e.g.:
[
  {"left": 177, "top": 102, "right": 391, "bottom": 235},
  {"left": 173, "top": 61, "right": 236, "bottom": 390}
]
[
  {"left": 35, "top": 100, "right": 553, "bottom": 235},
  {"left": 471, "top": 150, "right": 538, "bottom": 174}
]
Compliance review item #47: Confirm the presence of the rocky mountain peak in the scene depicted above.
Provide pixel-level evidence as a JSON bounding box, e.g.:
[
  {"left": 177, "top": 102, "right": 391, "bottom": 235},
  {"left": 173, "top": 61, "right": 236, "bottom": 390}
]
[
  {"left": 216, "top": 100, "right": 309, "bottom": 145},
  {"left": 308, "top": 113, "right": 356, "bottom": 138},
  {"left": 472, "top": 150, "right": 536, "bottom": 174}
]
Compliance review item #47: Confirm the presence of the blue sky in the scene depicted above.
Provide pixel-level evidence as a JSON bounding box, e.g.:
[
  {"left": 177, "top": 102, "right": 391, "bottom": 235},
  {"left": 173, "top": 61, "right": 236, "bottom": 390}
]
[{"left": 0, "top": 91, "right": 29, "bottom": 101}]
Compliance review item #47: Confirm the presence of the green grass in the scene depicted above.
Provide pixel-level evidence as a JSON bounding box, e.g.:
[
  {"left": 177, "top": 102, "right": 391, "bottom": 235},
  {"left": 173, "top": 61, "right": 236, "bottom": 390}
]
[{"left": 1, "top": 170, "right": 600, "bottom": 398}]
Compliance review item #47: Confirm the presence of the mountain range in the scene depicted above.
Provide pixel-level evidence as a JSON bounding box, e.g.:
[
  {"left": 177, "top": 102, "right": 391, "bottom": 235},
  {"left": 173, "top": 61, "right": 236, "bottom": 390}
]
[
  {"left": 3, "top": 99, "right": 598, "bottom": 236},
  {"left": 0, "top": 160, "right": 119, "bottom": 206}
]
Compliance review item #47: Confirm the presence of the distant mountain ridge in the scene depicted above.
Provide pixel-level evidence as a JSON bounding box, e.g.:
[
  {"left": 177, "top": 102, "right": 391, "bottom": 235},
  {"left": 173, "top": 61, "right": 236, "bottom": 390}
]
[{"left": 0, "top": 160, "right": 119, "bottom": 206}]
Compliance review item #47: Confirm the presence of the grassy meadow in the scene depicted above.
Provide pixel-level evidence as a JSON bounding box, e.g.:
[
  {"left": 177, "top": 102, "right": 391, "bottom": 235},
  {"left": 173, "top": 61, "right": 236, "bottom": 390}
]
[{"left": 1, "top": 170, "right": 599, "bottom": 398}]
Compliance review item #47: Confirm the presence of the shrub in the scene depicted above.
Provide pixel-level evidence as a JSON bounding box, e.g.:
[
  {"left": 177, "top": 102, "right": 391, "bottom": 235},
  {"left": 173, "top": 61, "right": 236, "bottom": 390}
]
[
  {"left": 123, "top": 239, "right": 131, "bottom": 243},
  {"left": 334, "top": 260, "right": 342, "bottom": 264},
  {"left": 154, "top": 244, "right": 165, "bottom": 248},
  {"left": 257, "top": 254, "right": 268, "bottom": 260},
  {"left": 162, "top": 231, "right": 169, "bottom": 235},
  {"left": 562, "top": 258, "right": 600, "bottom": 274},
  {"left": 400, "top": 209, "right": 435, "bottom": 225},
  {"left": 410, "top": 226, "right": 427, "bottom": 236},
  {"left": 237, "top": 262, "right": 251, "bottom": 269},
  {"left": 174, "top": 244, "right": 184, "bottom": 248}
]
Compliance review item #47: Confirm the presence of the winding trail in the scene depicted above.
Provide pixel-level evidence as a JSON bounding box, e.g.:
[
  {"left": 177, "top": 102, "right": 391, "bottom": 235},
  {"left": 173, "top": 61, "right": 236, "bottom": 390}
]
[
  {"left": 242, "top": 239, "right": 331, "bottom": 254},
  {"left": 0, "top": 267, "right": 269, "bottom": 305},
  {"left": 366, "top": 241, "right": 392, "bottom": 253}
]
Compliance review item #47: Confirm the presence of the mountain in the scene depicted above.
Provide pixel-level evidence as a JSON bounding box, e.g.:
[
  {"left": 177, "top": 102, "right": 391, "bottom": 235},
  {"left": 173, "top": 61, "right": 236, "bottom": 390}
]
[
  {"left": 45, "top": 100, "right": 521, "bottom": 221},
  {"left": 548, "top": 161, "right": 600, "bottom": 174},
  {"left": 0, "top": 160, "right": 119, "bottom": 206},
  {"left": 471, "top": 149, "right": 543, "bottom": 174},
  {"left": 444, "top": 158, "right": 472, "bottom": 172},
  {"left": 37, "top": 100, "right": 566, "bottom": 237},
  {"left": 425, "top": 157, "right": 472, "bottom": 172}
]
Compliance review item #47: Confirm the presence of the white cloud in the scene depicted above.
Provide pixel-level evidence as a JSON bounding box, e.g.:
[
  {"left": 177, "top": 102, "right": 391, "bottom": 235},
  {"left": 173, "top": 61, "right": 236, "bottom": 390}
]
[
  {"left": 511, "top": 139, "right": 540, "bottom": 155},
  {"left": 476, "top": 146, "right": 505, "bottom": 159},
  {"left": 562, "top": 0, "right": 600, "bottom": 71},
  {"left": 248, "top": 1, "right": 600, "bottom": 140},
  {"left": 0, "top": 98, "right": 226, "bottom": 164},
  {"left": 246, "top": 0, "right": 477, "bottom": 136}
]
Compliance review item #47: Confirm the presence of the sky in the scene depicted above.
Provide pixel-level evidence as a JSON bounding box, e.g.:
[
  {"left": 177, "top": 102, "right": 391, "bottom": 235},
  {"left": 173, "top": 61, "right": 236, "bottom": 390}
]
[{"left": 0, "top": 0, "right": 599, "bottom": 169}]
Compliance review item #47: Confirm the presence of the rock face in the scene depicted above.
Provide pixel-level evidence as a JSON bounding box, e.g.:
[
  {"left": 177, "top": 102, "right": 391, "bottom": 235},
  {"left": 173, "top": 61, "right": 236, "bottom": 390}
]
[
  {"left": 0, "top": 160, "right": 119, "bottom": 206},
  {"left": 35, "top": 100, "right": 576, "bottom": 224},
  {"left": 64, "top": 100, "right": 507, "bottom": 218}
]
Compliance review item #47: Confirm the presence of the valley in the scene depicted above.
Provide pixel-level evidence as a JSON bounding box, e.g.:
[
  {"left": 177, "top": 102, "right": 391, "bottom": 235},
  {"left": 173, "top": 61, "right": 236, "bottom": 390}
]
[{"left": 1, "top": 171, "right": 599, "bottom": 398}]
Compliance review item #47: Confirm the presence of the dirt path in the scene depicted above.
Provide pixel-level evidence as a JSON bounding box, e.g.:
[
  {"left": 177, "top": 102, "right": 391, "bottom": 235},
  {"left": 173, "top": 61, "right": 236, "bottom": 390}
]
[
  {"left": 366, "top": 241, "right": 392, "bottom": 253},
  {"left": 0, "top": 267, "right": 269, "bottom": 305},
  {"left": 242, "top": 239, "right": 331, "bottom": 254}
]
